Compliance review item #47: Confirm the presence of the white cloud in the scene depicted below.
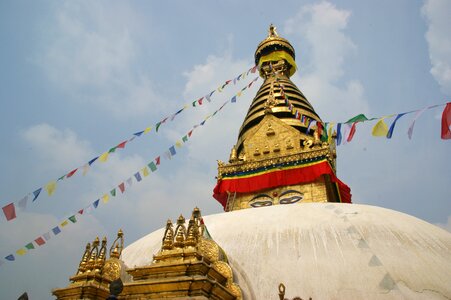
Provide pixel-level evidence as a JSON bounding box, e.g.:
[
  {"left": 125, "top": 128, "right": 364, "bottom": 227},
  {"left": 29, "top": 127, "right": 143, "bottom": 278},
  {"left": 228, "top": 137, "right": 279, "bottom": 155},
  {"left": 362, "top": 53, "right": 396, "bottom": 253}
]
[
  {"left": 284, "top": 1, "right": 369, "bottom": 121},
  {"left": 22, "top": 123, "right": 93, "bottom": 172},
  {"left": 35, "top": 1, "right": 161, "bottom": 117},
  {"left": 422, "top": 0, "right": 451, "bottom": 95}
]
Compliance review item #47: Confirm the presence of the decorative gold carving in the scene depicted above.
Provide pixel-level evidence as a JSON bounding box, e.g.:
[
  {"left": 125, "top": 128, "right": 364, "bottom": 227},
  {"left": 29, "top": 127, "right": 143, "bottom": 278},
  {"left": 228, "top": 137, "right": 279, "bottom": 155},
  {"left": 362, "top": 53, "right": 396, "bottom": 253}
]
[
  {"left": 266, "top": 123, "right": 276, "bottom": 136},
  {"left": 102, "top": 260, "right": 121, "bottom": 281},
  {"left": 229, "top": 145, "right": 238, "bottom": 163},
  {"left": 274, "top": 143, "right": 281, "bottom": 152}
]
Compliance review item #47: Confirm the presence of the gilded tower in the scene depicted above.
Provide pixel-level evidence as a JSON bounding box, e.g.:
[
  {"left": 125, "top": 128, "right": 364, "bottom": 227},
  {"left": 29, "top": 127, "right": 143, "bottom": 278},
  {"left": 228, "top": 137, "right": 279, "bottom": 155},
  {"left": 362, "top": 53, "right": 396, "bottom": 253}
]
[{"left": 213, "top": 25, "right": 351, "bottom": 211}]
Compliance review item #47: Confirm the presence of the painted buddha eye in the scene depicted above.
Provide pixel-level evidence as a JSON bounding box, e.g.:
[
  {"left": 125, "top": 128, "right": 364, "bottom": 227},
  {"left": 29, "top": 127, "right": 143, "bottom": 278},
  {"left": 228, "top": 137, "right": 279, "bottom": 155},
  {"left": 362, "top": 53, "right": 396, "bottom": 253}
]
[
  {"left": 279, "top": 190, "right": 303, "bottom": 204},
  {"left": 249, "top": 194, "right": 273, "bottom": 208}
]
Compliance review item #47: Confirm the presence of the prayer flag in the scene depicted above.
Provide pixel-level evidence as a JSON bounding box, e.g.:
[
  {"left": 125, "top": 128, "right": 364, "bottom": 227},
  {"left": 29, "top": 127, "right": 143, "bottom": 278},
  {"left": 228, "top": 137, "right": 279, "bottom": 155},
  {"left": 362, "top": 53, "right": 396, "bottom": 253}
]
[
  {"left": 336, "top": 123, "right": 342, "bottom": 145},
  {"left": 68, "top": 215, "right": 77, "bottom": 223},
  {"left": 133, "top": 130, "right": 144, "bottom": 137},
  {"left": 306, "top": 119, "right": 314, "bottom": 133},
  {"left": 169, "top": 146, "right": 176, "bottom": 156},
  {"left": 387, "top": 113, "right": 406, "bottom": 139},
  {"left": 25, "top": 243, "right": 35, "bottom": 250},
  {"left": 45, "top": 181, "right": 57, "bottom": 196},
  {"left": 93, "top": 199, "right": 100, "bottom": 208},
  {"left": 99, "top": 152, "right": 109, "bottom": 162},
  {"left": 116, "top": 141, "right": 127, "bottom": 148},
  {"left": 102, "top": 194, "right": 110, "bottom": 203},
  {"left": 5, "top": 254, "right": 15, "bottom": 261},
  {"left": 82, "top": 164, "right": 90, "bottom": 175},
  {"left": 441, "top": 102, "right": 451, "bottom": 139},
  {"left": 407, "top": 108, "right": 427, "bottom": 139},
  {"left": 149, "top": 161, "right": 157, "bottom": 171},
  {"left": 43, "top": 232, "right": 51, "bottom": 241},
  {"left": 66, "top": 168, "right": 78, "bottom": 178},
  {"left": 182, "top": 135, "right": 188, "bottom": 142},
  {"left": 251, "top": 65, "right": 258, "bottom": 73},
  {"left": 346, "top": 114, "right": 368, "bottom": 124},
  {"left": 192, "top": 100, "right": 197, "bottom": 107},
  {"left": 142, "top": 167, "right": 149, "bottom": 177},
  {"left": 200, "top": 120, "right": 206, "bottom": 126},
  {"left": 188, "top": 130, "right": 193, "bottom": 137},
  {"left": 18, "top": 196, "right": 28, "bottom": 210},
  {"left": 88, "top": 157, "right": 98, "bottom": 165},
  {"left": 16, "top": 249, "right": 27, "bottom": 256},
  {"left": 164, "top": 150, "right": 172, "bottom": 160},
  {"left": 347, "top": 122, "right": 358, "bottom": 142},
  {"left": 231, "top": 96, "right": 237, "bottom": 103},
  {"left": 78, "top": 209, "right": 84, "bottom": 215},
  {"left": 2, "top": 203, "right": 16, "bottom": 221},
  {"left": 60, "top": 220, "right": 69, "bottom": 227},
  {"left": 155, "top": 156, "right": 161, "bottom": 165},
  {"left": 372, "top": 118, "right": 389, "bottom": 137},
  {"left": 155, "top": 122, "right": 162, "bottom": 132},
  {"left": 110, "top": 189, "right": 116, "bottom": 197},
  {"left": 134, "top": 172, "right": 142, "bottom": 182},
  {"left": 57, "top": 174, "right": 65, "bottom": 181},
  {"left": 205, "top": 94, "right": 211, "bottom": 102},
  {"left": 198, "top": 97, "right": 204, "bottom": 105},
  {"left": 143, "top": 127, "right": 152, "bottom": 134},
  {"left": 35, "top": 237, "right": 45, "bottom": 246},
  {"left": 175, "top": 140, "right": 182, "bottom": 148},
  {"left": 118, "top": 182, "right": 125, "bottom": 193},
  {"left": 126, "top": 177, "right": 133, "bottom": 187},
  {"left": 32, "top": 188, "right": 42, "bottom": 202},
  {"left": 52, "top": 226, "right": 61, "bottom": 235}
]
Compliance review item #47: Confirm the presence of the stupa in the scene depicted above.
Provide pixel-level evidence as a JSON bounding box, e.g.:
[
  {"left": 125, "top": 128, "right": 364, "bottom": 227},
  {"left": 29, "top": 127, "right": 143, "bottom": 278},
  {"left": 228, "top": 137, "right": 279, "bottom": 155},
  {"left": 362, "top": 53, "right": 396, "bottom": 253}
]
[{"left": 53, "top": 25, "right": 451, "bottom": 300}]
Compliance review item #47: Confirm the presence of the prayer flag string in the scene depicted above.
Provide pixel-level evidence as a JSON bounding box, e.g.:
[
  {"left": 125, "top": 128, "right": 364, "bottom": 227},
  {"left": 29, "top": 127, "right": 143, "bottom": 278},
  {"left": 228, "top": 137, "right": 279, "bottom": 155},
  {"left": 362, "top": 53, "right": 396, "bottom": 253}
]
[
  {"left": 0, "top": 76, "right": 260, "bottom": 265},
  {"left": 1, "top": 66, "right": 259, "bottom": 222}
]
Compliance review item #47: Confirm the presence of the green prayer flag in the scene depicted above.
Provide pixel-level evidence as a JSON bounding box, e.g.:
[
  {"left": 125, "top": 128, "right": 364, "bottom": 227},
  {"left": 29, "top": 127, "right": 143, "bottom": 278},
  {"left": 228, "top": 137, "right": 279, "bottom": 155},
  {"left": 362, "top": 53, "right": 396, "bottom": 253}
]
[
  {"left": 68, "top": 215, "right": 77, "bottom": 223},
  {"left": 148, "top": 162, "right": 157, "bottom": 172},
  {"left": 25, "top": 243, "right": 35, "bottom": 250},
  {"left": 345, "top": 114, "right": 368, "bottom": 124},
  {"left": 182, "top": 135, "right": 188, "bottom": 142},
  {"left": 110, "top": 188, "right": 116, "bottom": 197}
]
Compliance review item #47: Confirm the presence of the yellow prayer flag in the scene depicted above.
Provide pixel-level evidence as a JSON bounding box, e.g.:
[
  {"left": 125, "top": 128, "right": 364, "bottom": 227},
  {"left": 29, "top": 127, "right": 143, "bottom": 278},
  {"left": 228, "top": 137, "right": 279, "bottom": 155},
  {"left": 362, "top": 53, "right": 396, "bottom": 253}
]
[
  {"left": 372, "top": 118, "right": 389, "bottom": 137},
  {"left": 61, "top": 220, "right": 69, "bottom": 227},
  {"left": 99, "top": 152, "right": 109, "bottom": 162},
  {"left": 175, "top": 141, "right": 183, "bottom": 148},
  {"left": 16, "top": 248, "right": 27, "bottom": 256},
  {"left": 328, "top": 123, "right": 335, "bottom": 143},
  {"left": 102, "top": 194, "right": 109, "bottom": 204},
  {"left": 143, "top": 127, "right": 152, "bottom": 134},
  {"left": 237, "top": 91, "right": 242, "bottom": 97},
  {"left": 45, "top": 181, "right": 57, "bottom": 196},
  {"left": 82, "top": 164, "right": 90, "bottom": 176},
  {"left": 142, "top": 167, "right": 149, "bottom": 177}
]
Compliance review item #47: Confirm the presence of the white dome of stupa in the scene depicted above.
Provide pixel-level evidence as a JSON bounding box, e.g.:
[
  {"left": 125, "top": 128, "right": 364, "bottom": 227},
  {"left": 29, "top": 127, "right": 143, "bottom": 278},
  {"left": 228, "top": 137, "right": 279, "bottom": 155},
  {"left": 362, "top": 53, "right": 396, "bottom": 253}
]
[{"left": 122, "top": 203, "right": 451, "bottom": 299}]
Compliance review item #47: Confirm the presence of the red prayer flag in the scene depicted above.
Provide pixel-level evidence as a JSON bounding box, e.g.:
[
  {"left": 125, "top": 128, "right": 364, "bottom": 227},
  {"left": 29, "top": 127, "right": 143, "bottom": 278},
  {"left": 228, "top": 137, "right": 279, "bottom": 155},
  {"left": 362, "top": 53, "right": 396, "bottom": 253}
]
[
  {"left": 66, "top": 168, "right": 78, "bottom": 178},
  {"left": 441, "top": 102, "right": 451, "bottom": 139},
  {"left": 347, "top": 122, "right": 358, "bottom": 142},
  {"left": 35, "top": 237, "right": 46, "bottom": 246},
  {"left": 118, "top": 182, "right": 125, "bottom": 193},
  {"left": 2, "top": 203, "right": 16, "bottom": 221},
  {"left": 188, "top": 130, "right": 193, "bottom": 137},
  {"left": 155, "top": 156, "right": 161, "bottom": 165},
  {"left": 116, "top": 141, "right": 127, "bottom": 149}
]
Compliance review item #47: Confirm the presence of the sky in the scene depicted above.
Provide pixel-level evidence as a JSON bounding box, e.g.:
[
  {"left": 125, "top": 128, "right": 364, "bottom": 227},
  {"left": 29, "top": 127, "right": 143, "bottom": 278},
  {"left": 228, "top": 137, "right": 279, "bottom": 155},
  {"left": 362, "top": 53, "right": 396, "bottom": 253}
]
[{"left": 0, "top": 0, "right": 450, "bottom": 299}]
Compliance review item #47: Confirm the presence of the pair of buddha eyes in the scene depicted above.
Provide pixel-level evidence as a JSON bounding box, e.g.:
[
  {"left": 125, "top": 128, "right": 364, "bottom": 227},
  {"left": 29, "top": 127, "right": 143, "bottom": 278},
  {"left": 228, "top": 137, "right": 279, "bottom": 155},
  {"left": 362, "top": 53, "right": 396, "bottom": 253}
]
[{"left": 249, "top": 190, "right": 303, "bottom": 207}]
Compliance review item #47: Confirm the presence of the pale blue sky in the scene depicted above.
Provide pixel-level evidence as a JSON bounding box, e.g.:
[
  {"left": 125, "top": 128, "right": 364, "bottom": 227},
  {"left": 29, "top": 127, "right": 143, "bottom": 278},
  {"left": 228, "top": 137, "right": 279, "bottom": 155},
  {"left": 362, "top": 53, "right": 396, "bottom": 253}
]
[{"left": 0, "top": 1, "right": 450, "bottom": 299}]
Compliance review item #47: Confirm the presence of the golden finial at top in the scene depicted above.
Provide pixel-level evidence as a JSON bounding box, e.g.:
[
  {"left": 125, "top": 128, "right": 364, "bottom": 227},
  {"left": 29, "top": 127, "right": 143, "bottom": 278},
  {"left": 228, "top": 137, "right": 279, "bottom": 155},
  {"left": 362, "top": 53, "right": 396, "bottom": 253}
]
[{"left": 268, "top": 24, "right": 278, "bottom": 37}]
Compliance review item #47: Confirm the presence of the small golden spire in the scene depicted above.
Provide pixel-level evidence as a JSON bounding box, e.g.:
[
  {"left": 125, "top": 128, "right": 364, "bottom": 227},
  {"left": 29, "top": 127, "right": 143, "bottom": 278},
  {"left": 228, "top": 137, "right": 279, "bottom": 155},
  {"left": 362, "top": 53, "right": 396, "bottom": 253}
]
[
  {"left": 76, "top": 242, "right": 91, "bottom": 274},
  {"left": 94, "top": 237, "right": 107, "bottom": 272},
  {"left": 162, "top": 219, "right": 174, "bottom": 250},
  {"left": 174, "top": 215, "right": 186, "bottom": 248},
  {"left": 109, "top": 229, "right": 124, "bottom": 258}
]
